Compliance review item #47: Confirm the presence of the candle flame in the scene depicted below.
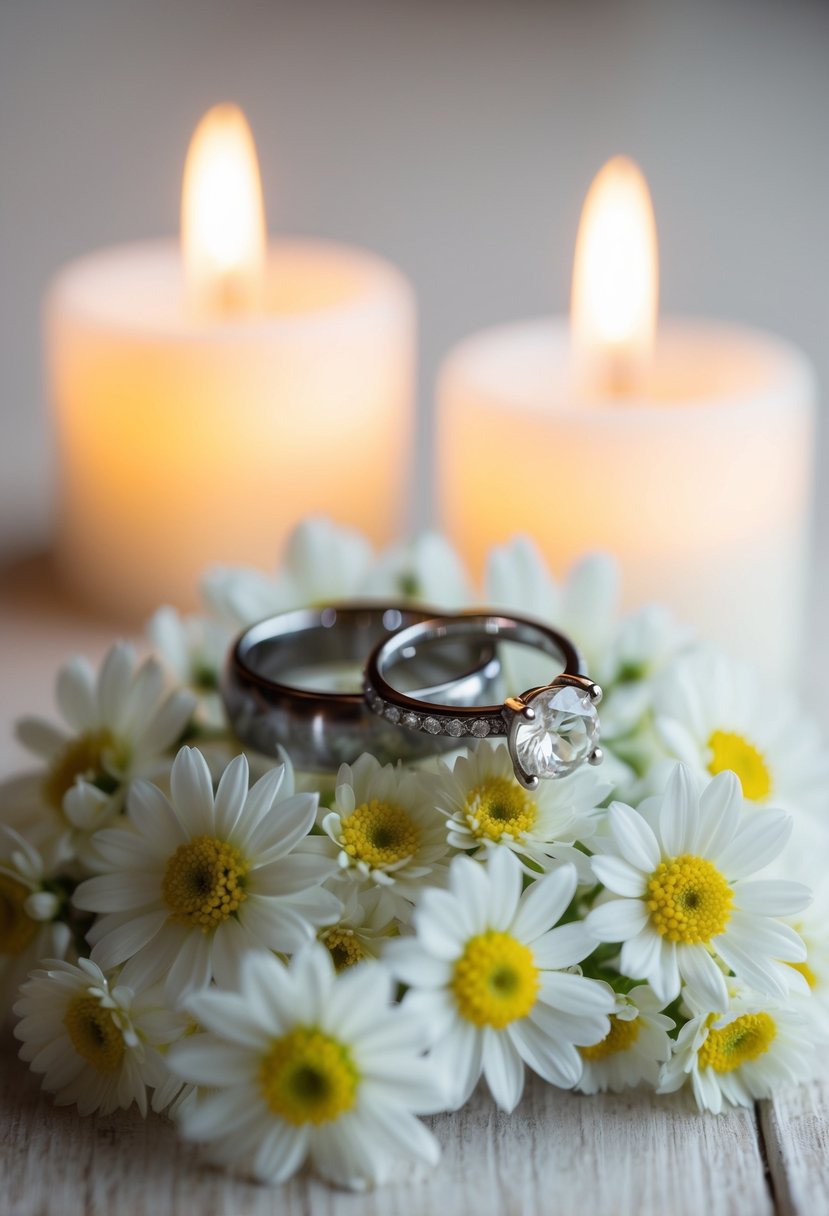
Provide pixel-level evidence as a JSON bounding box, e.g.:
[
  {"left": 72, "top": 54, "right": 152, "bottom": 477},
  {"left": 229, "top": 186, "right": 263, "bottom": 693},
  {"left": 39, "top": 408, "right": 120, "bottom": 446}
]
[
  {"left": 181, "top": 103, "right": 267, "bottom": 316},
  {"left": 571, "top": 156, "right": 659, "bottom": 398}
]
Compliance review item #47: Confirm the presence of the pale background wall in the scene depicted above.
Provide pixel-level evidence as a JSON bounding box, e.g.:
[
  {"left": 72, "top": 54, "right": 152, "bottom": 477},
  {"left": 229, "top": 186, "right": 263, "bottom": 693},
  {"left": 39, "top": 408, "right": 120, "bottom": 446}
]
[{"left": 2, "top": 0, "right": 828, "bottom": 608}]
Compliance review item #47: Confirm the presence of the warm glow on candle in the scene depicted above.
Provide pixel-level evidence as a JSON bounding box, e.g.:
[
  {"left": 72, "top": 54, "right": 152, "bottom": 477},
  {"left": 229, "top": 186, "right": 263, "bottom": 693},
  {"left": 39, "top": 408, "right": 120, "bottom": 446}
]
[
  {"left": 181, "top": 103, "right": 267, "bottom": 316},
  {"left": 571, "top": 155, "right": 659, "bottom": 397}
]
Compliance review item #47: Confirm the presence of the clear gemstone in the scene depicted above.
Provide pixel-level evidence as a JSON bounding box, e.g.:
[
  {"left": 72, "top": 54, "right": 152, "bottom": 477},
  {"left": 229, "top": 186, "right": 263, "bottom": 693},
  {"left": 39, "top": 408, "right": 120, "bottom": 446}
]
[
  {"left": 445, "top": 718, "right": 464, "bottom": 738},
  {"left": 422, "top": 717, "right": 441, "bottom": 735},
  {"left": 402, "top": 712, "right": 420, "bottom": 729},
  {"left": 511, "top": 684, "right": 599, "bottom": 779},
  {"left": 470, "top": 720, "right": 490, "bottom": 738},
  {"left": 384, "top": 705, "right": 401, "bottom": 724}
]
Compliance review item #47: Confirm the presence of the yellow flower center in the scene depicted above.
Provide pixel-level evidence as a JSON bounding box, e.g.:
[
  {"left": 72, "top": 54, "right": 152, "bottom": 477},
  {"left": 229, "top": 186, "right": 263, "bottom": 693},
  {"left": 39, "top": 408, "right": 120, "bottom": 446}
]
[
  {"left": 452, "top": 930, "right": 539, "bottom": 1028},
  {"left": 464, "top": 776, "right": 538, "bottom": 842},
  {"left": 63, "top": 993, "right": 126, "bottom": 1076},
  {"left": 0, "top": 875, "right": 38, "bottom": 956},
  {"left": 788, "top": 959, "right": 818, "bottom": 989},
  {"left": 646, "top": 854, "right": 733, "bottom": 944},
  {"left": 259, "top": 1028, "right": 358, "bottom": 1125},
  {"left": 707, "top": 730, "right": 772, "bottom": 802},
  {"left": 698, "top": 1012, "right": 777, "bottom": 1073},
  {"left": 162, "top": 835, "right": 248, "bottom": 930},
  {"left": 43, "top": 729, "right": 116, "bottom": 811},
  {"left": 580, "top": 1013, "right": 641, "bottom": 1061},
  {"left": 339, "top": 800, "right": 420, "bottom": 870},
  {"left": 323, "top": 928, "right": 367, "bottom": 970}
]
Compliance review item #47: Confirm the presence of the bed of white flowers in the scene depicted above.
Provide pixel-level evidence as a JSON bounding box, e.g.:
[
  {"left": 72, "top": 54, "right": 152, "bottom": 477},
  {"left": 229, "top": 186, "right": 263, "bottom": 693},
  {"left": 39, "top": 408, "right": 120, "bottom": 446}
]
[{"left": 3, "top": 518, "right": 829, "bottom": 1191}]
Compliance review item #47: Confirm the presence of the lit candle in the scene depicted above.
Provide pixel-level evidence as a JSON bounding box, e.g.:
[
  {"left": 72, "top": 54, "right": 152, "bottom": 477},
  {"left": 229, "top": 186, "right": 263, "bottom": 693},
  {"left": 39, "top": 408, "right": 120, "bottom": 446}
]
[
  {"left": 437, "top": 157, "right": 816, "bottom": 679},
  {"left": 47, "top": 104, "right": 415, "bottom": 622}
]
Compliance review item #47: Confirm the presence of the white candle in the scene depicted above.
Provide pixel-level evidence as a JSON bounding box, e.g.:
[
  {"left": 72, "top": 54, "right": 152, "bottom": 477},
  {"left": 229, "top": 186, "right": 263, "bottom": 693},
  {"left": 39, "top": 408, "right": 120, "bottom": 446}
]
[
  {"left": 437, "top": 159, "right": 816, "bottom": 679},
  {"left": 47, "top": 105, "right": 415, "bottom": 622}
]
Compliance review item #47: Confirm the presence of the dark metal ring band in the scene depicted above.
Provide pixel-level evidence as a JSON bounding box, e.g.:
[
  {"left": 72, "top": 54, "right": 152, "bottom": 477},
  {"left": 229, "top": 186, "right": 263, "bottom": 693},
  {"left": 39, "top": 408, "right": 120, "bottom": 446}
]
[
  {"left": 364, "top": 612, "right": 603, "bottom": 789},
  {"left": 222, "top": 603, "right": 501, "bottom": 772}
]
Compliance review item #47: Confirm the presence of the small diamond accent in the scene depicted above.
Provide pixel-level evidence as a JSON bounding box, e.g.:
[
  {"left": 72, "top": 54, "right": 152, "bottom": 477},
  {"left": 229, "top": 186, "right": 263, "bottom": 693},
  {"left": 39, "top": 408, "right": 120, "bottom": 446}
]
[
  {"left": 445, "top": 718, "right": 464, "bottom": 738},
  {"left": 384, "top": 705, "right": 401, "bottom": 724},
  {"left": 422, "top": 717, "right": 441, "bottom": 735},
  {"left": 402, "top": 712, "right": 420, "bottom": 729},
  {"left": 470, "top": 720, "right": 490, "bottom": 738}
]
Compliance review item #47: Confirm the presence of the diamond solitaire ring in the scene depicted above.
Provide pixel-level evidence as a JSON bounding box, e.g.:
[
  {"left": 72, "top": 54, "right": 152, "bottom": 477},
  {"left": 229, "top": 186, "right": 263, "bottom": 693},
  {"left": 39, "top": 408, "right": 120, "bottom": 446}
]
[{"left": 364, "top": 612, "right": 602, "bottom": 790}]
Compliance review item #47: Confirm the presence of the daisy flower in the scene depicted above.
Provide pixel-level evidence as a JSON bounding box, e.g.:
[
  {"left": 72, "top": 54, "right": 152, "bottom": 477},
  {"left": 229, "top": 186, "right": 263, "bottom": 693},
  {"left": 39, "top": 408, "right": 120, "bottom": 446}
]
[
  {"left": 576, "top": 984, "right": 674, "bottom": 1094},
  {"left": 169, "top": 945, "right": 445, "bottom": 1189},
  {"left": 147, "top": 607, "right": 230, "bottom": 729},
  {"left": 74, "top": 747, "right": 340, "bottom": 1002},
  {"left": 15, "top": 643, "right": 195, "bottom": 854},
  {"left": 0, "top": 827, "right": 72, "bottom": 1017},
  {"left": 387, "top": 849, "right": 614, "bottom": 1112},
  {"left": 318, "top": 885, "right": 399, "bottom": 970},
  {"left": 586, "top": 765, "right": 811, "bottom": 1007},
  {"left": 653, "top": 646, "right": 829, "bottom": 814},
  {"left": 320, "top": 754, "right": 452, "bottom": 923},
  {"left": 13, "top": 957, "right": 184, "bottom": 1116},
  {"left": 202, "top": 517, "right": 375, "bottom": 628},
  {"left": 658, "top": 982, "right": 820, "bottom": 1113},
  {"left": 433, "top": 742, "right": 609, "bottom": 881}
]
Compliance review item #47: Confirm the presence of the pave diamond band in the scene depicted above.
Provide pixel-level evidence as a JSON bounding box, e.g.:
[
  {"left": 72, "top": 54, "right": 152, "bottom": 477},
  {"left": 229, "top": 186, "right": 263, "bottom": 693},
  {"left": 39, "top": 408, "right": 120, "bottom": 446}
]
[{"left": 364, "top": 612, "right": 603, "bottom": 790}]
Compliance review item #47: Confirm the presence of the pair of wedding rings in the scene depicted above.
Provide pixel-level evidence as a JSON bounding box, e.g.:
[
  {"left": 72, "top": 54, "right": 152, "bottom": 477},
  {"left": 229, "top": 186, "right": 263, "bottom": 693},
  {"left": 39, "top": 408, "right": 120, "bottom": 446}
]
[{"left": 222, "top": 603, "right": 603, "bottom": 790}]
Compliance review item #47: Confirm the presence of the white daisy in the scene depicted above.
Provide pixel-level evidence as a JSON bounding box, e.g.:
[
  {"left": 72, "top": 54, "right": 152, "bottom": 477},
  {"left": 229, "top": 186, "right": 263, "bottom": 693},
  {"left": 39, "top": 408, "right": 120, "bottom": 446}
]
[
  {"left": 576, "top": 983, "right": 674, "bottom": 1094},
  {"left": 202, "top": 517, "right": 375, "bottom": 628},
  {"left": 320, "top": 754, "right": 452, "bottom": 923},
  {"left": 387, "top": 849, "right": 614, "bottom": 1112},
  {"left": 147, "top": 607, "right": 230, "bottom": 729},
  {"left": 15, "top": 643, "right": 195, "bottom": 855},
  {"left": 658, "top": 982, "right": 820, "bottom": 1113},
  {"left": 13, "top": 957, "right": 184, "bottom": 1116},
  {"left": 74, "top": 747, "right": 340, "bottom": 1002},
  {"left": 586, "top": 765, "right": 811, "bottom": 1007},
  {"left": 318, "top": 885, "right": 399, "bottom": 970},
  {"left": 363, "top": 531, "right": 471, "bottom": 608},
  {"left": 653, "top": 646, "right": 829, "bottom": 814},
  {"left": 433, "top": 742, "right": 609, "bottom": 881},
  {"left": 169, "top": 945, "right": 445, "bottom": 1189},
  {"left": 0, "top": 827, "right": 72, "bottom": 1018}
]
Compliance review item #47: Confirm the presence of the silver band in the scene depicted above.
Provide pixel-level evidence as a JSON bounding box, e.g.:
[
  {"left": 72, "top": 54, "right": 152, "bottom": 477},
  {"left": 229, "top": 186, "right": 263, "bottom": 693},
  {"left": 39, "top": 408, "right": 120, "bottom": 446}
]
[
  {"left": 222, "top": 604, "right": 501, "bottom": 772},
  {"left": 364, "top": 612, "right": 603, "bottom": 789}
]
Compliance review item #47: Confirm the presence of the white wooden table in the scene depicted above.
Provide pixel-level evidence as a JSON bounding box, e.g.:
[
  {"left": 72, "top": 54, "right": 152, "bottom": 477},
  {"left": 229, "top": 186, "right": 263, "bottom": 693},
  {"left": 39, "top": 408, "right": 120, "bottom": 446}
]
[{"left": 2, "top": 556, "right": 829, "bottom": 1216}]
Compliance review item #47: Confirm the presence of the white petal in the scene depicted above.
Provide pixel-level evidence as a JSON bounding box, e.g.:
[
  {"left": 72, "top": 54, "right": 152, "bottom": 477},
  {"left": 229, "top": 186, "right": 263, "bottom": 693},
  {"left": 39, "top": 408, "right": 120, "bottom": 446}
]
[
  {"left": 384, "top": 938, "right": 452, "bottom": 989},
  {"left": 511, "top": 865, "right": 577, "bottom": 941},
  {"left": 481, "top": 1026, "right": 525, "bottom": 1112},
  {"left": 73, "top": 872, "right": 161, "bottom": 913},
  {"left": 676, "top": 944, "right": 728, "bottom": 1009},
  {"left": 734, "top": 880, "right": 812, "bottom": 917},
  {"left": 607, "top": 803, "right": 660, "bottom": 872},
  {"left": 169, "top": 1036, "right": 255, "bottom": 1087},
  {"left": 715, "top": 811, "right": 793, "bottom": 880},
  {"left": 586, "top": 899, "right": 649, "bottom": 943},
  {"left": 89, "top": 909, "right": 168, "bottom": 970},
  {"left": 241, "top": 794, "right": 318, "bottom": 860},
  {"left": 170, "top": 747, "right": 216, "bottom": 836},
  {"left": 97, "top": 644, "right": 135, "bottom": 726},
  {"left": 212, "top": 754, "right": 250, "bottom": 838},
  {"left": 590, "top": 855, "right": 647, "bottom": 898},
  {"left": 658, "top": 764, "right": 700, "bottom": 856},
  {"left": 508, "top": 1018, "right": 582, "bottom": 1088},
  {"left": 56, "top": 656, "right": 97, "bottom": 730},
  {"left": 539, "top": 972, "right": 615, "bottom": 1015},
  {"left": 532, "top": 922, "right": 594, "bottom": 970},
  {"left": 484, "top": 847, "right": 523, "bottom": 930},
  {"left": 165, "top": 929, "right": 213, "bottom": 999}
]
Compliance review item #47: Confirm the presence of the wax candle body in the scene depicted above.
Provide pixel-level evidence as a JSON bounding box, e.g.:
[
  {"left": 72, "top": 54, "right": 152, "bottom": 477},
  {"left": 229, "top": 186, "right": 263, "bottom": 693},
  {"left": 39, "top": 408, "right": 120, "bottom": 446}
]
[
  {"left": 437, "top": 319, "right": 816, "bottom": 678},
  {"left": 47, "top": 240, "right": 415, "bottom": 621}
]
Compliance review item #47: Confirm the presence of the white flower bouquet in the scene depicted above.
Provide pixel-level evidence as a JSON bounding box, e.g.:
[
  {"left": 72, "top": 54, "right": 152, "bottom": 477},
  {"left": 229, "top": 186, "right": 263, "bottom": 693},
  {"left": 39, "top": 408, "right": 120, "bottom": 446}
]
[{"left": 3, "top": 517, "right": 828, "bottom": 1191}]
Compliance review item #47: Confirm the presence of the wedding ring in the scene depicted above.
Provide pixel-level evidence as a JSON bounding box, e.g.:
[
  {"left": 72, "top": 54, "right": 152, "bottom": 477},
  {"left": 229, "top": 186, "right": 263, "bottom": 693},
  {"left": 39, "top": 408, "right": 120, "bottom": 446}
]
[
  {"left": 223, "top": 604, "right": 500, "bottom": 771},
  {"left": 364, "top": 612, "right": 603, "bottom": 790}
]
